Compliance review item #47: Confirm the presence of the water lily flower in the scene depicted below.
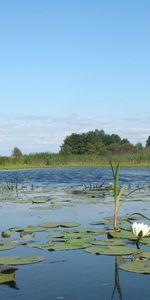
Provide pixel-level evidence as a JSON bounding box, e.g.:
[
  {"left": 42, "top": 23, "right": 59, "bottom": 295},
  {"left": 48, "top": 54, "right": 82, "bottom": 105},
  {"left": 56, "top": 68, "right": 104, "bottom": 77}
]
[{"left": 132, "top": 222, "right": 150, "bottom": 239}]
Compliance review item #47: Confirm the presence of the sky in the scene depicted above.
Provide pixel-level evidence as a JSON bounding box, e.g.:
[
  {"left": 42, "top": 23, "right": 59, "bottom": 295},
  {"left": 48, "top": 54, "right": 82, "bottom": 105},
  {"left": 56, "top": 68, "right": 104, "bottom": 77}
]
[{"left": 0, "top": 0, "right": 150, "bottom": 155}]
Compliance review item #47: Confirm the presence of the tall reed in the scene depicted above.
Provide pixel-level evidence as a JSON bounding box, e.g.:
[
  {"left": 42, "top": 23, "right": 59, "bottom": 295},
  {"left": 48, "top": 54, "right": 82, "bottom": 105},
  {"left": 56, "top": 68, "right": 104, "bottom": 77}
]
[{"left": 110, "top": 161, "right": 125, "bottom": 231}]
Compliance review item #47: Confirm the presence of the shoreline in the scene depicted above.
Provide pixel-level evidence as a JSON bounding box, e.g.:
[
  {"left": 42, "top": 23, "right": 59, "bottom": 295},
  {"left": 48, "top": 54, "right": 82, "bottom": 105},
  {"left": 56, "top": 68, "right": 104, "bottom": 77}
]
[{"left": 0, "top": 162, "right": 150, "bottom": 170}]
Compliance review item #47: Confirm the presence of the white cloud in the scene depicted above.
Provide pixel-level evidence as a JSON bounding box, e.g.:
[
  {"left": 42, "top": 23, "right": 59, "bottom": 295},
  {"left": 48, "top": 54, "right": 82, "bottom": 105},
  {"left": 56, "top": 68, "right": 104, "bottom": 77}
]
[{"left": 119, "top": 127, "right": 150, "bottom": 145}]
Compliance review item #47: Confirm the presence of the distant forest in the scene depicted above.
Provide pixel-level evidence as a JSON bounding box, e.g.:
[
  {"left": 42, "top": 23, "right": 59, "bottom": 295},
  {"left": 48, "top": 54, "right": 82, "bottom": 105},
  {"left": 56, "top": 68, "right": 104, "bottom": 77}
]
[{"left": 59, "top": 129, "right": 150, "bottom": 155}]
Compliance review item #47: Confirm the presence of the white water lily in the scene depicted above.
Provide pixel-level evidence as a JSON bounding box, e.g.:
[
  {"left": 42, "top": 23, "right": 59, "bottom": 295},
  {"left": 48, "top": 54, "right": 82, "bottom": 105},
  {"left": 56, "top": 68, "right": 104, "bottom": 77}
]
[{"left": 132, "top": 222, "right": 150, "bottom": 239}]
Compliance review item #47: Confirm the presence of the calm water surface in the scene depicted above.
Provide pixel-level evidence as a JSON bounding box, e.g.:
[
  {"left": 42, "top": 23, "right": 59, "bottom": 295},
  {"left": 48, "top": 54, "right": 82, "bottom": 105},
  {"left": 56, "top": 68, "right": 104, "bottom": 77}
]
[{"left": 0, "top": 167, "right": 150, "bottom": 300}]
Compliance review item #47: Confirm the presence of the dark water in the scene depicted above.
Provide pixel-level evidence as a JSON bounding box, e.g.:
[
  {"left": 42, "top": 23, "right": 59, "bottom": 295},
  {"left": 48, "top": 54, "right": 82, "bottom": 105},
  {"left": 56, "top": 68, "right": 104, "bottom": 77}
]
[{"left": 0, "top": 167, "right": 150, "bottom": 300}]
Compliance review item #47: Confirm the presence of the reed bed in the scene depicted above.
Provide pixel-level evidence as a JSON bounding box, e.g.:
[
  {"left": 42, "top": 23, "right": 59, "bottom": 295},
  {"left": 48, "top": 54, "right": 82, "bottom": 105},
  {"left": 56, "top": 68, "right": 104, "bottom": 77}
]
[{"left": 0, "top": 151, "right": 150, "bottom": 169}]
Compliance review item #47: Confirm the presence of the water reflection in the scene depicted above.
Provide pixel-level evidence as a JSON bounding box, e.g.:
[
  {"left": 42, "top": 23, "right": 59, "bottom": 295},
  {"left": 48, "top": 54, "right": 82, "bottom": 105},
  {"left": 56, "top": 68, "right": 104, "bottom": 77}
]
[
  {"left": 3, "top": 280, "right": 19, "bottom": 290},
  {"left": 111, "top": 256, "right": 124, "bottom": 300}
]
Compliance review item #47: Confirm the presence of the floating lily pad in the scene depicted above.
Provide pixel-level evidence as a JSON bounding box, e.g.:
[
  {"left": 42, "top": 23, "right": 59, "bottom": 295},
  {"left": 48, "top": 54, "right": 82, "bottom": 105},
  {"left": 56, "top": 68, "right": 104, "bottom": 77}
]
[
  {"left": 0, "top": 241, "right": 16, "bottom": 251},
  {"left": 0, "top": 272, "right": 16, "bottom": 283},
  {"left": 139, "top": 237, "right": 150, "bottom": 245},
  {"left": 120, "top": 261, "right": 150, "bottom": 274},
  {"left": 32, "top": 197, "right": 50, "bottom": 204},
  {"left": 39, "top": 222, "right": 61, "bottom": 228},
  {"left": 20, "top": 231, "right": 35, "bottom": 238},
  {"left": 47, "top": 240, "right": 89, "bottom": 251},
  {"left": 23, "top": 225, "right": 46, "bottom": 233},
  {"left": 47, "top": 233, "right": 65, "bottom": 239},
  {"left": 85, "top": 245, "right": 141, "bottom": 256},
  {"left": 32, "top": 199, "right": 47, "bottom": 204},
  {"left": 107, "top": 231, "right": 135, "bottom": 240},
  {"left": 90, "top": 221, "right": 106, "bottom": 225},
  {"left": 48, "top": 230, "right": 95, "bottom": 241},
  {"left": 50, "top": 226, "right": 104, "bottom": 240},
  {"left": 59, "top": 222, "right": 80, "bottom": 228},
  {"left": 39, "top": 221, "right": 80, "bottom": 228},
  {"left": 91, "top": 239, "right": 126, "bottom": 246},
  {"left": 10, "top": 225, "right": 46, "bottom": 233},
  {"left": 0, "top": 255, "right": 44, "bottom": 265},
  {"left": 27, "top": 239, "right": 89, "bottom": 251},
  {"left": 63, "top": 227, "right": 105, "bottom": 234},
  {"left": 1, "top": 231, "right": 11, "bottom": 238},
  {"left": 9, "top": 227, "right": 25, "bottom": 232},
  {"left": 141, "top": 250, "right": 150, "bottom": 259},
  {"left": 65, "top": 234, "right": 94, "bottom": 242},
  {"left": 120, "top": 225, "right": 132, "bottom": 231},
  {"left": 108, "top": 231, "right": 150, "bottom": 244},
  {"left": 27, "top": 241, "right": 54, "bottom": 250}
]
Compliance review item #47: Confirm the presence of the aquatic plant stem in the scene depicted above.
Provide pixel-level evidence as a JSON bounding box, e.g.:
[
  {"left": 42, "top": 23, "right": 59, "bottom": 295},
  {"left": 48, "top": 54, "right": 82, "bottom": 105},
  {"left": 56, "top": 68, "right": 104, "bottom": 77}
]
[
  {"left": 110, "top": 161, "right": 124, "bottom": 231},
  {"left": 136, "top": 240, "right": 140, "bottom": 249},
  {"left": 114, "top": 206, "right": 118, "bottom": 231}
]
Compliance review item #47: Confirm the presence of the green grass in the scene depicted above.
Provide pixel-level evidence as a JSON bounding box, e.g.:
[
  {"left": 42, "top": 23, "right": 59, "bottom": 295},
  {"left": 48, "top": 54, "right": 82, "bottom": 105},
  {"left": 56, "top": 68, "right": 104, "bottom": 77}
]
[{"left": 1, "top": 151, "right": 150, "bottom": 169}]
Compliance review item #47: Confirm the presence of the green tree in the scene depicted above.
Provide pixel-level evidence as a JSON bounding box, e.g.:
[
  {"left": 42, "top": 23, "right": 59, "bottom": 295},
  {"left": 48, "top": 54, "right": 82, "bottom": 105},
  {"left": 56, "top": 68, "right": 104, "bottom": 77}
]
[
  {"left": 60, "top": 133, "right": 86, "bottom": 154},
  {"left": 146, "top": 136, "right": 150, "bottom": 148},
  {"left": 135, "top": 142, "right": 143, "bottom": 150},
  {"left": 12, "top": 147, "right": 23, "bottom": 158},
  {"left": 121, "top": 138, "right": 130, "bottom": 144},
  {"left": 120, "top": 142, "right": 136, "bottom": 153},
  {"left": 85, "top": 141, "right": 103, "bottom": 154},
  {"left": 59, "top": 129, "right": 133, "bottom": 155}
]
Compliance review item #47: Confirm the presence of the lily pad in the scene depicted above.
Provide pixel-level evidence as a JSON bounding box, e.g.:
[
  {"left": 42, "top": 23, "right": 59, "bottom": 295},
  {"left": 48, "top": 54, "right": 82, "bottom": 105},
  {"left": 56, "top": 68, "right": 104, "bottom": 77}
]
[
  {"left": 120, "top": 261, "right": 150, "bottom": 274},
  {"left": 27, "top": 241, "right": 54, "bottom": 250},
  {"left": 10, "top": 225, "right": 46, "bottom": 233},
  {"left": 85, "top": 245, "right": 142, "bottom": 256},
  {"left": 0, "top": 241, "right": 16, "bottom": 251},
  {"left": 0, "top": 272, "right": 16, "bottom": 283},
  {"left": 141, "top": 250, "right": 150, "bottom": 259},
  {"left": 47, "top": 240, "right": 89, "bottom": 251},
  {"left": 47, "top": 233, "right": 65, "bottom": 239},
  {"left": 39, "top": 222, "right": 61, "bottom": 228},
  {"left": 9, "top": 227, "right": 25, "bottom": 232},
  {"left": 27, "top": 239, "right": 89, "bottom": 251},
  {"left": 59, "top": 222, "right": 80, "bottom": 228},
  {"left": 32, "top": 197, "right": 50, "bottom": 204},
  {"left": 39, "top": 221, "right": 80, "bottom": 228},
  {"left": 63, "top": 227, "right": 105, "bottom": 235},
  {"left": 107, "top": 231, "right": 135, "bottom": 240},
  {"left": 1, "top": 231, "right": 11, "bottom": 238},
  {"left": 139, "top": 237, "right": 150, "bottom": 245},
  {"left": 20, "top": 231, "right": 35, "bottom": 238},
  {"left": 91, "top": 239, "right": 126, "bottom": 246},
  {"left": 0, "top": 255, "right": 44, "bottom": 265},
  {"left": 48, "top": 230, "right": 94, "bottom": 241},
  {"left": 90, "top": 221, "right": 106, "bottom": 225},
  {"left": 23, "top": 225, "right": 46, "bottom": 233}
]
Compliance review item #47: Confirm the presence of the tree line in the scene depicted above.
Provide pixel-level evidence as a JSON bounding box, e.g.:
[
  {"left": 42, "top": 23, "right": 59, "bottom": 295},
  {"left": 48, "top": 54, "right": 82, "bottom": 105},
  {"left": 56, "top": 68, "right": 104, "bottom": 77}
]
[
  {"left": 59, "top": 129, "right": 150, "bottom": 155},
  {"left": 3, "top": 129, "right": 150, "bottom": 161}
]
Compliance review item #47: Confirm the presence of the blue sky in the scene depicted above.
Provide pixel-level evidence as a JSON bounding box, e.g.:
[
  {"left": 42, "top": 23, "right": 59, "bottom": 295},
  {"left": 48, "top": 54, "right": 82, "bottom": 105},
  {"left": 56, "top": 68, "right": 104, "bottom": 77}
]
[{"left": 0, "top": 0, "right": 150, "bottom": 155}]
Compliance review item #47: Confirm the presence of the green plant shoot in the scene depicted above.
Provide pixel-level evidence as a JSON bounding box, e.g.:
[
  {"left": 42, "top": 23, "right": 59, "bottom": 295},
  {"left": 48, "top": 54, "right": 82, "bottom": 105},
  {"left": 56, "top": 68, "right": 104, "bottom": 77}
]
[{"left": 110, "top": 161, "right": 125, "bottom": 231}]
